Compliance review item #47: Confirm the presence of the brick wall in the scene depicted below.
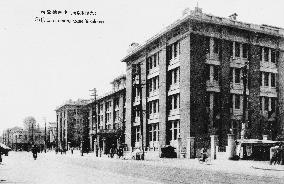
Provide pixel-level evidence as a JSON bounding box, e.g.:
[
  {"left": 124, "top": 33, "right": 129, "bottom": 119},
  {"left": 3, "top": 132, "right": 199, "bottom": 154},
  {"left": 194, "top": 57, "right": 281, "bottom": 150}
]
[
  {"left": 219, "top": 39, "right": 232, "bottom": 146},
  {"left": 189, "top": 33, "right": 208, "bottom": 137},
  {"left": 248, "top": 44, "right": 261, "bottom": 139},
  {"left": 179, "top": 33, "right": 191, "bottom": 148}
]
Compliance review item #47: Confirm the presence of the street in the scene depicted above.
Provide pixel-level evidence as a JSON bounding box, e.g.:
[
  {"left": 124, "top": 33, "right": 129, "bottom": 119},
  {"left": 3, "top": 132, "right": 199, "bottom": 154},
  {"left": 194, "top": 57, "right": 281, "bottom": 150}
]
[{"left": 0, "top": 151, "right": 283, "bottom": 184}]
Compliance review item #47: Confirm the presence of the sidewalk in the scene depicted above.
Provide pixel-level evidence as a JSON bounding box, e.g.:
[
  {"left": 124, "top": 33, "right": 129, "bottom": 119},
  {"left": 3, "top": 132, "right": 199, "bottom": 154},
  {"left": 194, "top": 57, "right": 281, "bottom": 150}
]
[{"left": 60, "top": 150, "right": 284, "bottom": 178}]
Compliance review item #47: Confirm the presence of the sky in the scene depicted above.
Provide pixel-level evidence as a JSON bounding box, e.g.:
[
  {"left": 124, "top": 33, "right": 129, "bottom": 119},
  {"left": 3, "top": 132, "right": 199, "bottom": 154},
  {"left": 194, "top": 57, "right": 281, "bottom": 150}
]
[{"left": 0, "top": 0, "right": 283, "bottom": 132}]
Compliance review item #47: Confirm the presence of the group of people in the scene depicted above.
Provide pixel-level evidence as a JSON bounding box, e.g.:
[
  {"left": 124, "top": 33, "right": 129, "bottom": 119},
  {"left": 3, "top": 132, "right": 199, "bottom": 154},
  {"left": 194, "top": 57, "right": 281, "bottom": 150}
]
[{"left": 109, "top": 145, "right": 124, "bottom": 158}]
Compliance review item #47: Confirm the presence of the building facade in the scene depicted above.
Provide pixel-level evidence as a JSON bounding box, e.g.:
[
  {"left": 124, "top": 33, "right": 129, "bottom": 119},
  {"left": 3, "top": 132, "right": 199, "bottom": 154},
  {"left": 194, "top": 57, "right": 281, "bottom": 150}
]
[
  {"left": 121, "top": 7, "right": 284, "bottom": 157},
  {"left": 48, "top": 122, "right": 57, "bottom": 149},
  {"left": 88, "top": 75, "right": 126, "bottom": 155},
  {"left": 2, "top": 126, "right": 45, "bottom": 151},
  {"left": 55, "top": 99, "right": 90, "bottom": 151}
]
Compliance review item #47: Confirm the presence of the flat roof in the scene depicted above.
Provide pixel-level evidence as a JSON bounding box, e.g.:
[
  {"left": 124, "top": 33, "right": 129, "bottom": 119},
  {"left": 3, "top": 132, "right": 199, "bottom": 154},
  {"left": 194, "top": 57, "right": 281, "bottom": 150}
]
[{"left": 121, "top": 8, "right": 284, "bottom": 63}]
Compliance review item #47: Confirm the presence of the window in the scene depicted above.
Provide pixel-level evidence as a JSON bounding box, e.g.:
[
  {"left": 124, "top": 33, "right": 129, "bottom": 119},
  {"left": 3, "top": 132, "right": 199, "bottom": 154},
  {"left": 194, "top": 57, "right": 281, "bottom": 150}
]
[
  {"left": 170, "top": 120, "right": 180, "bottom": 140},
  {"left": 148, "top": 100, "right": 159, "bottom": 115},
  {"left": 149, "top": 123, "right": 159, "bottom": 142},
  {"left": 168, "top": 94, "right": 180, "bottom": 110},
  {"left": 264, "top": 97, "right": 269, "bottom": 111},
  {"left": 153, "top": 54, "right": 157, "bottom": 68},
  {"left": 234, "top": 94, "right": 241, "bottom": 109},
  {"left": 153, "top": 77, "right": 157, "bottom": 91},
  {"left": 235, "top": 42, "right": 240, "bottom": 58},
  {"left": 264, "top": 72, "right": 269, "bottom": 86},
  {"left": 229, "top": 42, "right": 233, "bottom": 57},
  {"left": 271, "top": 98, "right": 276, "bottom": 112},
  {"left": 264, "top": 47, "right": 269, "bottom": 62},
  {"left": 213, "top": 38, "right": 220, "bottom": 54},
  {"left": 243, "top": 44, "right": 248, "bottom": 58},
  {"left": 213, "top": 65, "right": 220, "bottom": 81},
  {"left": 147, "top": 53, "right": 159, "bottom": 72},
  {"left": 134, "top": 107, "right": 140, "bottom": 118},
  {"left": 147, "top": 76, "right": 159, "bottom": 95},
  {"left": 205, "top": 65, "right": 210, "bottom": 81},
  {"left": 167, "top": 42, "right": 179, "bottom": 61},
  {"left": 153, "top": 76, "right": 159, "bottom": 90},
  {"left": 169, "top": 68, "right": 180, "bottom": 85},
  {"left": 205, "top": 92, "right": 211, "bottom": 108},
  {"left": 173, "top": 42, "right": 178, "bottom": 58},
  {"left": 148, "top": 79, "right": 153, "bottom": 93},
  {"left": 135, "top": 126, "right": 140, "bottom": 142},
  {"left": 235, "top": 68, "right": 241, "bottom": 84},
  {"left": 230, "top": 68, "right": 233, "bottom": 82},
  {"left": 271, "top": 50, "right": 276, "bottom": 63},
  {"left": 271, "top": 73, "right": 276, "bottom": 87},
  {"left": 167, "top": 45, "right": 173, "bottom": 61}
]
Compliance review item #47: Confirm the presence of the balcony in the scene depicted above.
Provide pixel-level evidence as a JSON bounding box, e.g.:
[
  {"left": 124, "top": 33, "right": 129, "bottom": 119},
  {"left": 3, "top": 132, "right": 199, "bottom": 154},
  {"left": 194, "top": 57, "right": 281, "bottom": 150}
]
[
  {"left": 168, "top": 84, "right": 180, "bottom": 95},
  {"left": 230, "top": 83, "right": 249, "bottom": 95},
  {"left": 230, "top": 57, "right": 248, "bottom": 68},
  {"left": 168, "top": 109, "right": 180, "bottom": 120},
  {"left": 149, "top": 113, "right": 159, "bottom": 120},
  {"left": 148, "top": 113, "right": 159, "bottom": 124},
  {"left": 148, "top": 90, "right": 159, "bottom": 99},
  {"left": 206, "top": 80, "right": 220, "bottom": 92},
  {"left": 147, "top": 67, "right": 159, "bottom": 76},
  {"left": 168, "top": 56, "right": 180, "bottom": 71},
  {"left": 206, "top": 53, "right": 220, "bottom": 65},
  {"left": 260, "top": 86, "right": 277, "bottom": 97},
  {"left": 260, "top": 61, "right": 277, "bottom": 73}
]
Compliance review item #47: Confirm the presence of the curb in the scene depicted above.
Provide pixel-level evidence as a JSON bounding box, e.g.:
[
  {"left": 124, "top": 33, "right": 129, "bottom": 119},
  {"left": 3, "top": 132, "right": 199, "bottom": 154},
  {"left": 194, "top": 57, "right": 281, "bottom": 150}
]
[{"left": 251, "top": 166, "right": 284, "bottom": 171}]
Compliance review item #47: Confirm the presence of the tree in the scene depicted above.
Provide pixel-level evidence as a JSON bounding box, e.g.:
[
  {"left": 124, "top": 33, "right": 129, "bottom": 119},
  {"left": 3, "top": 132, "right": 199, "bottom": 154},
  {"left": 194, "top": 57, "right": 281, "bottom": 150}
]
[{"left": 23, "top": 116, "right": 36, "bottom": 143}]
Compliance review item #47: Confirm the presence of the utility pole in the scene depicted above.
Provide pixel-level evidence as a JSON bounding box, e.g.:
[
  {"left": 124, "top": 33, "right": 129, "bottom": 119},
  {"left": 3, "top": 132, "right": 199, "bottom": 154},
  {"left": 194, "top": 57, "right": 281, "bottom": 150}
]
[
  {"left": 31, "top": 122, "right": 34, "bottom": 144},
  {"left": 241, "top": 61, "right": 248, "bottom": 139},
  {"left": 44, "top": 118, "right": 47, "bottom": 153},
  {"left": 133, "top": 63, "right": 145, "bottom": 160},
  {"left": 89, "top": 88, "right": 97, "bottom": 155}
]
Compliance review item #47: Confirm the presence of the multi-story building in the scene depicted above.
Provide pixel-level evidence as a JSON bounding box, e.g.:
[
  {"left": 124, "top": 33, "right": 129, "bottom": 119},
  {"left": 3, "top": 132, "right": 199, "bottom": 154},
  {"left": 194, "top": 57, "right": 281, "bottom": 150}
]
[
  {"left": 121, "top": 7, "right": 284, "bottom": 157},
  {"left": 55, "top": 99, "right": 90, "bottom": 151},
  {"left": 48, "top": 122, "right": 57, "bottom": 149},
  {"left": 88, "top": 75, "right": 126, "bottom": 155},
  {"left": 2, "top": 126, "right": 45, "bottom": 151}
]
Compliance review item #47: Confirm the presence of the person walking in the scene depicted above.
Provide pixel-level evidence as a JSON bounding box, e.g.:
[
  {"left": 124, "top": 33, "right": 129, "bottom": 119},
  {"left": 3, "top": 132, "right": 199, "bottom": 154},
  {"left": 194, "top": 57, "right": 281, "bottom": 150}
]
[
  {"left": 0, "top": 149, "right": 2, "bottom": 164},
  {"left": 31, "top": 145, "right": 38, "bottom": 160},
  {"left": 70, "top": 147, "right": 74, "bottom": 154}
]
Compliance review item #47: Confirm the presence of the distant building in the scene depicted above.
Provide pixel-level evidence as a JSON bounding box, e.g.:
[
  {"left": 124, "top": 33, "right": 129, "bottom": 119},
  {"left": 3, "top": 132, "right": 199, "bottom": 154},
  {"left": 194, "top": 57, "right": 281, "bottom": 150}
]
[
  {"left": 87, "top": 74, "right": 126, "bottom": 154},
  {"left": 48, "top": 122, "right": 57, "bottom": 149},
  {"left": 55, "top": 99, "right": 90, "bottom": 150},
  {"left": 2, "top": 125, "right": 45, "bottom": 151},
  {"left": 121, "top": 7, "right": 284, "bottom": 157}
]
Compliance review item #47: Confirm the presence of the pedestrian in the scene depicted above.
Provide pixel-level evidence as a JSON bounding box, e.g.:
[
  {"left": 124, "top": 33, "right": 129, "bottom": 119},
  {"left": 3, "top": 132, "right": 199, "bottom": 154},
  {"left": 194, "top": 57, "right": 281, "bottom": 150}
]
[
  {"left": 71, "top": 147, "right": 74, "bottom": 154},
  {"left": 0, "top": 149, "right": 2, "bottom": 164},
  {"left": 118, "top": 146, "right": 124, "bottom": 158},
  {"left": 31, "top": 145, "right": 38, "bottom": 160},
  {"left": 200, "top": 148, "right": 208, "bottom": 162}
]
